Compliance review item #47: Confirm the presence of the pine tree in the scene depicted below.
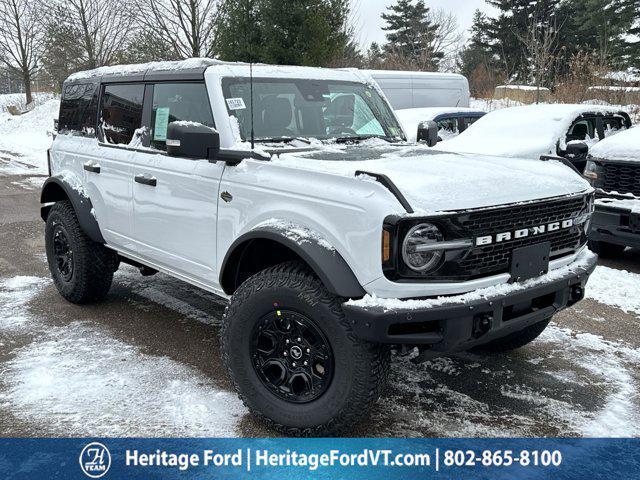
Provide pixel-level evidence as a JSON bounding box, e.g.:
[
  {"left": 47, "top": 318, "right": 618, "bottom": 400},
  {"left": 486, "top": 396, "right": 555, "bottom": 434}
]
[
  {"left": 381, "top": 0, "right": 442, "bottom": 69},
  {"left": 214, "top": 0, "right": 351, "bottom": 67}
]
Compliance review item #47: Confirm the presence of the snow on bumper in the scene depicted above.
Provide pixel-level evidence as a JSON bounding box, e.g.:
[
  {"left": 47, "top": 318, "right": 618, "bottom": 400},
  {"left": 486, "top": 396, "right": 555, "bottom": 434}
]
[
  {"left": 592, "top": 195, "right": 640, "bottom": 249},
  {"left": 343, "top": 249, "right": 597, "bottom": 349}
]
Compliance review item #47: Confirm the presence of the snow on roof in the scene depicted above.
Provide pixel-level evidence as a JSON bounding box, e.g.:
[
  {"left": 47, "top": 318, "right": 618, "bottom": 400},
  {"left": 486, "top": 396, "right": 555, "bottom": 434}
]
[
  {"left": 600, "top": 69, "right": 640, "bottom": 83},
  {"left": 590, "top": 126, "right": 640, "bottom": 162},
  {"left": 588, "top": 85, "right": 640, "bottom": 92},
  {"left": 364, "top": 69, "right": 466, "bottom": 80},
  {"left": 496, "top": 85, "right": 551, "bottom": 91},
  {"left": 67, "top": 58, "right": 222, "bottom": 82},
  {"left": 214, "top": 63, "right": 370, "bottom": 83},
  {"left": 437, "top": 104, "right": 624, "bottom": 159}
]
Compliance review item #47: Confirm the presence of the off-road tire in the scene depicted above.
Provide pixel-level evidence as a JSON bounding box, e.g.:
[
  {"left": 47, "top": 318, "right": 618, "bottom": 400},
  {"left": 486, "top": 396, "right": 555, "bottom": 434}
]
[
  {"left": 221, "top": 261, "right": 390, "bottom": 436},
  {"left": 45, "top": 201, "right": 118, "bottom": 304},
  {"left": 588, "top": 240, "right": 626, "bottom": 258},
  {"left": 473, "top": 318, "right": 551, "bottom": 353}
]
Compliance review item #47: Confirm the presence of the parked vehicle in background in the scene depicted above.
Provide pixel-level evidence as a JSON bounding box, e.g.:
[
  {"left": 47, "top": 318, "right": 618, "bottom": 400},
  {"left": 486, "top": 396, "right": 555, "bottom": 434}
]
[
  {"left": 584, "top": 127, "right": 640, "bottom": 256},
  {"left": 437, "top": 104, "right": 632, "bottom": 173},
  {"left": 42, "top": 59, "right": 597, "bottom": 436},
  {"left": 395, "top": 107, "right": 485, "bottom": 143},
  {"left": 365, "top": 70, "right": 470, "bottom": 110}
]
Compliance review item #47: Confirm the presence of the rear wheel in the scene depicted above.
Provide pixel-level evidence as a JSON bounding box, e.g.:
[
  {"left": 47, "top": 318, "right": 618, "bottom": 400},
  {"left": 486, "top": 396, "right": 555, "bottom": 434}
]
[
  {"left": 221, "top": 262, "right": 390, "bottom": 436},
  {"left": 45, "top": 201, "right": 118, "bottom": 304},
  {"left": 588, "top": 240, "right": 626, "bottom": 258},
  {"left": 472, "top": 318, "right": 551, "bottom": 353}
]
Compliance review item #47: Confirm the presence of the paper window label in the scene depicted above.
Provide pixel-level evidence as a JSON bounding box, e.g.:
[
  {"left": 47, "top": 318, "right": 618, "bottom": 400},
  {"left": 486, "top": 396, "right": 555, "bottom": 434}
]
[
  {"left": 226, "top": 98, "right": 246, "bottom": 110},
  {"left": 153, "top": 107, "right": 170, "bottom": 141}
]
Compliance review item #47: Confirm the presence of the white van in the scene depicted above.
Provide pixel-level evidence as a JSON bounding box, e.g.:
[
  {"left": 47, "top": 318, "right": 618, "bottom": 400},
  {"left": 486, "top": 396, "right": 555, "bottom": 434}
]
[{"left": 364, "top": 70, "right": 471, "bottom": 110}]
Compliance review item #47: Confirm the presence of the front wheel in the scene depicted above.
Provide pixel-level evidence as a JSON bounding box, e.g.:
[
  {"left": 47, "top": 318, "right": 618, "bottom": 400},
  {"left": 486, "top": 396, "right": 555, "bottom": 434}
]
[{"left": 221, "top": 262, "right": 390, "bottom": 436}]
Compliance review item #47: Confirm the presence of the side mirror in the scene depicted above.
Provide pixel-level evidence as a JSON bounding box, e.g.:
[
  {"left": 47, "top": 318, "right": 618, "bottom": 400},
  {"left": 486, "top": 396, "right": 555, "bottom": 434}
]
[
  {"left": 565, "top": 141, "right": 588, "bottom": 159},
  {"left": 417, "top": 120, "right": 439, "bottom": 147},
  {"left": 166, "top": 122, "right": 220, "bottom": 160}
]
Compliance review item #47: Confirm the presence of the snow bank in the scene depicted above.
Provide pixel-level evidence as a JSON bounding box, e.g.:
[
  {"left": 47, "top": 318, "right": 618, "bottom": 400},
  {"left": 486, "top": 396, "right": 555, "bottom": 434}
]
[
  {"left": 589, "top": 125, "right": 640, "bottom": 161},
  {"left": 0, "top": 99, "right": 58, "bottom": 175},
  {"left": 586, "top": 266, "right": 640, "bottom": 315},
  {"left": 595, "top": 197, "right": 640, "bottom": 214}
]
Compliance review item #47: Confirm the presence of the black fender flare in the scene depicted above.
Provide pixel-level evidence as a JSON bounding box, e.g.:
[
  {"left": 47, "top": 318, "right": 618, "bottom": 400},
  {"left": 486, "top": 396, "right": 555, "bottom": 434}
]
[
  {"left": 40, "top": 176, "right": 105, "bottom": 243},
  {"left": 220, "top": 226, "right": 366, "bottom": 298}
]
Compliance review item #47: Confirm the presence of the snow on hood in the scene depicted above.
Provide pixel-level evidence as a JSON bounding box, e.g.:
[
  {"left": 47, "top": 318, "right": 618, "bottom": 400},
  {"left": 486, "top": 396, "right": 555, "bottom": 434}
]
[
  {"left": 273, "top": 143, "right": 591, "bottom": 214},
  {"left": 589, "top": 126, "right": 640, "bottom": 162},
  {"left": 437, "top": 104, "right": 624, "bottom": 159}
]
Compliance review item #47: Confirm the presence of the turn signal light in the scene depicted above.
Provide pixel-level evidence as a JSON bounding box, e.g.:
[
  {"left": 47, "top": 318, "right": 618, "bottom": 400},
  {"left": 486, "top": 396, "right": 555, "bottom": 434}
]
[{"left": 382, "top": 230, "right": 391, "bottom": 262}]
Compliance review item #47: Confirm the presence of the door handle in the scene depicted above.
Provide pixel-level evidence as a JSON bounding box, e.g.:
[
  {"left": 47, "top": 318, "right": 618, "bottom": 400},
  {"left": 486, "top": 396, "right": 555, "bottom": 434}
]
[
  {"left": 83, "top": 162, "right": 100, "bottom": 174},
  {"left": 134, "top": 174, "right": 157, "bottom": 187}
]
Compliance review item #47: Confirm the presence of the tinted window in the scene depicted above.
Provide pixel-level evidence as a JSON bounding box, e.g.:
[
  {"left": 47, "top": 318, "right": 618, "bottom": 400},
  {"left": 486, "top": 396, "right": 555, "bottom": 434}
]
[
  {"left": 221, "top": 78, "right": 403, "bottom": 142},
  {"left": 150, "top": 83, "right": 214, "bottom": 150},
  {"left": 99, "top": 84, "right": 145, "bottom": 145},
  {"left": 59, "top": 82, "right": 99, "bottom": 136}
]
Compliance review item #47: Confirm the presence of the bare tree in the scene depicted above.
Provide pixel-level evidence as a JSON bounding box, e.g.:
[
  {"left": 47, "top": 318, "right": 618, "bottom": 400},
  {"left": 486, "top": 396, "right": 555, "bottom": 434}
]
[
  {"left": 63, "top": 0, "right": 137, "bottom": 69},
  {"left": 136, "top": 0, "right": 220, "bottom": 58},
  {"left": 427, "top": 9, "right": 464, "bottom": 72},
  {"left": 517, "top": 9, "right": 562, "bottom": 103},
  {"left": 0, "top": 0, "right": 43, "bottom": 104}
]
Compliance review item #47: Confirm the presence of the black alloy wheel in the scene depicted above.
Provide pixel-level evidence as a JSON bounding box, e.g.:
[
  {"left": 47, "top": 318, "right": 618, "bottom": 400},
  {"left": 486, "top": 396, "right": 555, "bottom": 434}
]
[
  {"left": 250, "top": 309, "right": 334, "bottom": 403},
  {"left": 53, "top": 224, "right": 74, "bottom": 282}
]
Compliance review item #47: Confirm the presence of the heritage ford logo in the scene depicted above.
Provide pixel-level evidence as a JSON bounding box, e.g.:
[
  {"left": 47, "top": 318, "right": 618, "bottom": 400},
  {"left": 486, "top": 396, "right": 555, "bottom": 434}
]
[
  {"left": 475, "top": 219, "right": 576, "bottom": 247},
  {"left": 79, "top": 442, "right": 111, "bottom": 478}
]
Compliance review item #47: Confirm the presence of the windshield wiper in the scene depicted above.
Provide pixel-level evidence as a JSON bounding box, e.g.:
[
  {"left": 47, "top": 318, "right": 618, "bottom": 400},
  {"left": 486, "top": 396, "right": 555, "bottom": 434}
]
[
  {"left": 334, "top": 134, "right": 394, "bottom": 144},
  {"left": 256, "top": 136, "right": 311, "bottom": 145}
]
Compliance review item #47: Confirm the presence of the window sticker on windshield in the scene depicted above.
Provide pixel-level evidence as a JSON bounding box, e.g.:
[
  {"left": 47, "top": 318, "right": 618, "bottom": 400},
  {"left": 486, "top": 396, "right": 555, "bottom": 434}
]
[
  {"left": 154, "top": 107, "right": 170, "bottom": 141},
  {"left": 226, "top": 98, "right": 246, "bottom": 110}
]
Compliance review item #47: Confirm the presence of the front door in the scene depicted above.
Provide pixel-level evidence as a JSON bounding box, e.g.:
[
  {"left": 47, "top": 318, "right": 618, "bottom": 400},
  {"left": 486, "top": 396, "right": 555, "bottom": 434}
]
[{"left": 131, "top": 82, "right": 224, "bottom": 285}]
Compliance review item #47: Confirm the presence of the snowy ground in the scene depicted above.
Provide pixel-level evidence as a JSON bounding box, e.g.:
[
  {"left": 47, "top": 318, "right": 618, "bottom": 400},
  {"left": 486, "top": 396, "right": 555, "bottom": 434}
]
[{"left": 1, "top": 97, "right": 640, "bottom": 438}]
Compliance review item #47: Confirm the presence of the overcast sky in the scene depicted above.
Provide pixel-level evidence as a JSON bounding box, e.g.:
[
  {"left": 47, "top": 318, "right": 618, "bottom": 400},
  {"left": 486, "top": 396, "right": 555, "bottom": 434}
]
[{"left": 350, "top": 0, "right": 498, "bottom": 49}]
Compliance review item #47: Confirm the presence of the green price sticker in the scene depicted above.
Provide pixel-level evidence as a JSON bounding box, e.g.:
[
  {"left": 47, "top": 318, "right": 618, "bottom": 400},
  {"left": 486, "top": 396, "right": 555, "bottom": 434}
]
[{"left": 154, "top": 107, "right": 170, "bottom": 141}]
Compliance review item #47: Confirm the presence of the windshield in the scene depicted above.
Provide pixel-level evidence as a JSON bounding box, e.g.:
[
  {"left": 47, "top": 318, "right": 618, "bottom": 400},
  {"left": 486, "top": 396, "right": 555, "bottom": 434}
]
[{"left": 221, "top": 78, "right": 404, "bottom": 142}]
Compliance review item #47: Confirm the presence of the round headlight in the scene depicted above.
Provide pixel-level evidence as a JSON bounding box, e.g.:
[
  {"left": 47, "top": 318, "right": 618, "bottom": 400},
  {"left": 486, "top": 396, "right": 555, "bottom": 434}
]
[{"left": 402, "top": 223, "right": 444, "bottom": 273}]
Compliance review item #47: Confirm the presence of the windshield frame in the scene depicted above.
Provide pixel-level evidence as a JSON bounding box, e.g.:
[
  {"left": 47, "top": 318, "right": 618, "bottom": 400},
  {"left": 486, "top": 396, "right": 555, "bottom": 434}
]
[{"left": 220, "top": 76, "right": 405, "bottom": 144}]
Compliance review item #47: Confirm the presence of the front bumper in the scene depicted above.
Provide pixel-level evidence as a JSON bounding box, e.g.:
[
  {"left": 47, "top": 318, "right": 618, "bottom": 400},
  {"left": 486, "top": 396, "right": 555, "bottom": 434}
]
[
  {"left": 343, "top": 250, "right": 597, "bottom": 351},
  {"left": 591, "top": 196, "right": 640, "bottom": 249}
]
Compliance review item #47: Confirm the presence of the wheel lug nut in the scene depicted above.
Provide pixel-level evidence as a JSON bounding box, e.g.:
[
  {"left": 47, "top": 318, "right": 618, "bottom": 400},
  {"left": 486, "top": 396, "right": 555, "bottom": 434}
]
[
  {"left": 306, "top": 348, "right": 310, "bottom": 353},
  {"left": 304, "top": 361, "right": 308, "bottom": 366},
  {"left": 283, "top": 351, "right": 287, "bottom": 356},
  {"left": 286, "top": 339, "right": 290, "bottom": 344},
  {"left": 297, "top": 337, "right": 301, "bottom": 342},
  {"left": 292, "top": 362, "right": 296, "bottom": 367}
]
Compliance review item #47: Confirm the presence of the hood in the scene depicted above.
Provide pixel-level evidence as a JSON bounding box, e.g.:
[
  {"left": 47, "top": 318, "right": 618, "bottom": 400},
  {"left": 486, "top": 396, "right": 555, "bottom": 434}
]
[
  {"left": 275, "top": 145, "right": 592, "bottom": 214},
  {"left": 589, "top": 127, "right": 640, "bottom": 162}
]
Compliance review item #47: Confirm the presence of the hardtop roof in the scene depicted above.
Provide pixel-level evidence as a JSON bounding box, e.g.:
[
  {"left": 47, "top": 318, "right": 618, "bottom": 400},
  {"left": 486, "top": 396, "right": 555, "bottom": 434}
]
[{"left": 65, "top": 58, "right": 370, "bottom": 85}]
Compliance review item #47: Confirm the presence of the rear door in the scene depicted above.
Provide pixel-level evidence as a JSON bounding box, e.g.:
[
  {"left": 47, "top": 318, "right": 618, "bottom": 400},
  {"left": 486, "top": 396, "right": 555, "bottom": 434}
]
[
  {"left": 131, "top": 82, "right": 224, "bottom": 285},
  {"left": 91, "top": 83, "right": 146, "bottom": 253}
]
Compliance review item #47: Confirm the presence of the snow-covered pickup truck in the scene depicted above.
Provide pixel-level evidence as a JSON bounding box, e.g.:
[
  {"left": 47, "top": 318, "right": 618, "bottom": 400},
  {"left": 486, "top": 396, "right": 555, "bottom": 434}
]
[
  {"left": 585, "top": 126, "right": 640, "bottom": 256},
  {"left": 394, "top": 107, "right": 485, "bottom": 143},
  {"left": 438, "top": 104, "right": 632, "bottom": 173},
  {"left": 41, "top": 59, "right": 597, "bottom": 435}
]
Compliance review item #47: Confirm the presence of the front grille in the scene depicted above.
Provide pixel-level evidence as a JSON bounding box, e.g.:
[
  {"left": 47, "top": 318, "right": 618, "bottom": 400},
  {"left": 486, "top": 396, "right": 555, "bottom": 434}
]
[
  {"left": 455, "top": 195, "right": 589, "bottom": 279},
  {"left": 602, "top": 162, "right": 640, "bottom": 197}
]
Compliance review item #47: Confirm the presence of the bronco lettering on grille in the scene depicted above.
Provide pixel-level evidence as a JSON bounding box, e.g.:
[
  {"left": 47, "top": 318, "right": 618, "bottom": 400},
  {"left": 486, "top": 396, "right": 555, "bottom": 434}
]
[{"left": 475, "top": 219, "right": 575, "bottom": 246}]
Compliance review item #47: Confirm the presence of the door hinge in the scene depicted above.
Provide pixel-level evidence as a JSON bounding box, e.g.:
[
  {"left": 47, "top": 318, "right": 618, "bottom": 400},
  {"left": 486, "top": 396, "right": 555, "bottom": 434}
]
[{"left": 220, "top": 191, "right": 233, "bottom": 203}]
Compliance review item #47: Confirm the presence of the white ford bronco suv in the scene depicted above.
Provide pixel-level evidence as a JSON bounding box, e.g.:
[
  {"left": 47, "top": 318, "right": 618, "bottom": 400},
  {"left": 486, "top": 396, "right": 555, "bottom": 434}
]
[{"left": 42, "top": 59, "right": 597, "bottom": 435}]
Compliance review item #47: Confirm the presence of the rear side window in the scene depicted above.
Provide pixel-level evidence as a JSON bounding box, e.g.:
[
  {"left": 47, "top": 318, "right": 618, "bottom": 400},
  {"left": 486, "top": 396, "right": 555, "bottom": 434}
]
[
  {"left": 150, "top": 83, "right": 214, "bottom": 151},
  {"left": 99, "top": 84, "right": 145, "bottom": 145},
  {"left": 59, "top": 82, "right": 99, "bottom": 136}
]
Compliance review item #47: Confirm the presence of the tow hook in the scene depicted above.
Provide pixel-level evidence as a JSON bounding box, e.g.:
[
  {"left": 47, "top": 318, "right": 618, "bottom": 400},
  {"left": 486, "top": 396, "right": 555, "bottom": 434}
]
[{"left": 472, "top": 313, "right": 493, "bottom": 339}]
